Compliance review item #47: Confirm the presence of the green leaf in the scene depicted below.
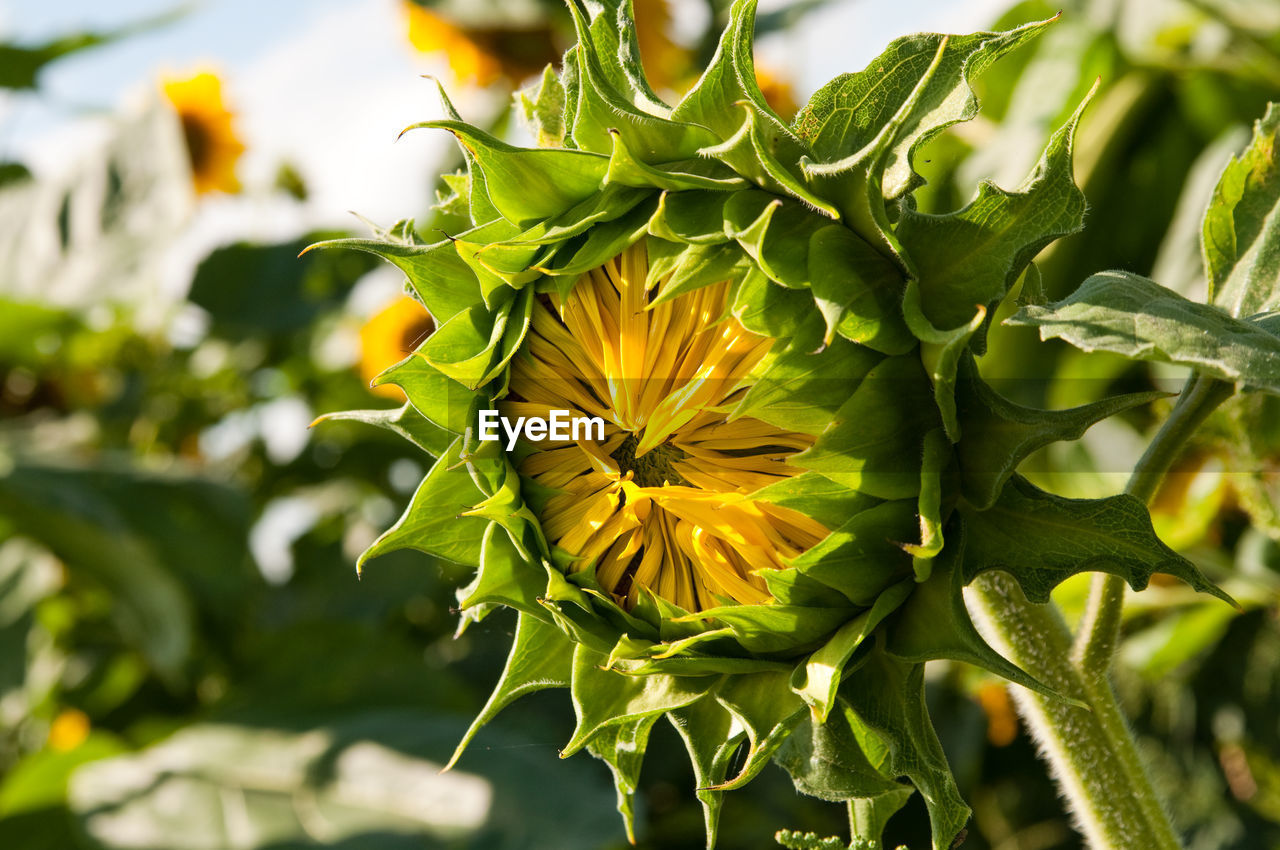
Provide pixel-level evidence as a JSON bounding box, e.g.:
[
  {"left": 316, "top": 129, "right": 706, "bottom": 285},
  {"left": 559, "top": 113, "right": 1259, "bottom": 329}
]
[
  {"left": 0, "top": 733, "right": 125, "bottom": 818},
  {"left": 959, "top": 474, "right": 1234, "bottom": 605},
  {"left": 839, "top": 652, "right": 970, "bottom": 850},
  {"left": 673, "top": 0, "right": 806, "bottom": 160},
  {"left": 731, "top": 268, "right": 824, "bottom": 344},
  {"left": 646, "top": 240, "right": 751, "bottom": 304},
  {"left": 748, "top": 472, "right": 882, "bottom": 531},
  {"left": 306, "top": 235, "right": 482, "bottom": 324},
  {"left": 902, "top": 283, "right": 986, "bottom": 441},
  {"left": 0, "top": 462, "right": 255, "bottom": 683},
  {"left": 648, "top": 191, "right": 732, "bottom": 245},
  {"left": 192, "top": 234, "right": 379, "bottom": 337},
  {"left": 895, "top": 84, "right": 1090, "bottom": 331},
  {"left": 420, "top": 286, "right": 532, "bottom": 389},
  {"left": 667, "top": 699, "right": 743, "bottom": 848},
  {"left": 538, "top": 198, "right": 657, "bottom": 277},
  {"left": 905, "top": 427, "right": 951, "bottom": 572},
  {"left": 953, "top": 356, "right": 1166, "bottom": 510},
  {"left": 456, "top": 524, "right": 546, "bottom": 622},
  {"left": 775, "top": 701, "right": 911, "bottom": 804},
  {"left": 789, "top": 581, "right": 911, "bottom": 722},
  {"left": 604, "top": 131, "right": 745, "bottom": 192},
  {"left": 670, "top": 0, "right": 839, "bottom": 216},
  {"left": 563, "top": 3, "right": 716, "bottom": 163},
  {"left": 1204, "top": 102, "right": 1280, "bottom": 317},
  {"left": 562, "top": 644, "right": 709, "bottom": 757},
  {"left": 798, "top": 37, "right": 950, "bottom": 268},
  {"left": 1009, "top": 270, "right": 1280, "bottom": 394},
  {"left": 734, "top": 335, "right": 884, "bottom": 434},
  {"left": 447, "top": 612, "right": 573, "bottom": 769},
  {"left": 794, "top": 18, "right": 1057, "bottom": 199},
  {"left": 360, "top": 439, "right": 489, "bottom": 569},
  {"left": 426, "top": 79, "right": 504, "bottom": 227},
  {"left": 883, "top": 536, "right": 1067, "bottom": 703},
  {"left": 713, "top": 671, "right": 807, "bottom": 790},
  {"left": 372, "top": 354, "right": 479, "bottom": 436},
  {"left": 1120, "top": 601, "right": 1240, "bottom": 680},
  {"left": 404, "top": 120, "right": 609, "bottom": 226},
  {"left": 723, "top": 192, "right": 821, "bottom": 287},
  {"left": 796, "top": 354, "right": 941, "bottom": 500},
  {"left": 671, "top": 603, "right": 855, "bottom": 655},
  {"left": 518, "top": 64, "right": 567, "bottom": 148},
  {"left": 703, "top": 107, "right": 841, "bottom": 218},
  {"left": 809, "top": 225, "right": 914, "bottom": 353},
  {"left": 563, "top": 0, "right": 670, "bottom": 121},
  {"left": 586, "top": 715, "right": 659, "bottom": 843},
  {"left": 785, "top": 501, "right": 917, "bottom": 607},
  {"left": 317, "top": 403, "right": 454, "bottom": 458}
]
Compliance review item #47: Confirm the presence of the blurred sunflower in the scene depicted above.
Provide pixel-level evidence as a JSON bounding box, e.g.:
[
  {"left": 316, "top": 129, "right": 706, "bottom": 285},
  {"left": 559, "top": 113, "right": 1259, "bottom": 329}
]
[
  {"left": 632, "top": 0, "right": 689, "bottom": 91},
  {"left": 360, "top": 296, "right": 436, "bottom": 400},
  {"left": 47, "top": 708, "right": 90, "bottom": 752},
  {"left": 507, "top": 241, "right": 824, "bottom": 612},
  {"left": 402, "top": 1, "right": 559, "bottom": 87},
  {"left": 755, "top": 66, "right": 799, "bottom": 121},
  {"left": 977, "top": 681, "right": 1019, "bottom": 747},
  {"left": 161, "top": 70, "right": 244, "bottom": 195}
]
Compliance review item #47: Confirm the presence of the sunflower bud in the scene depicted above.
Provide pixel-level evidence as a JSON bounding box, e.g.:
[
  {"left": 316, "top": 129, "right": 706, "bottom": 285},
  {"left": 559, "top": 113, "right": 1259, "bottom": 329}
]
[{"left": 317, "top": 3, "right": 1231, "bottom": 847}]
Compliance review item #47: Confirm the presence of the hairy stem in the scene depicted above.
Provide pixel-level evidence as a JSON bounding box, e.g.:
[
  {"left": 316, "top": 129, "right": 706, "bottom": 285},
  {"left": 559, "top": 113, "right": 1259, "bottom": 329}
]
[
  {"left": 968, "top": 574, "right": 1182, "bottom": 850},
  {"left": 968, "top": 372, "right": 1234, "bottom": 849},
  {"left": 1073, "top": 374, "right": 1234, "bottom": 676}
]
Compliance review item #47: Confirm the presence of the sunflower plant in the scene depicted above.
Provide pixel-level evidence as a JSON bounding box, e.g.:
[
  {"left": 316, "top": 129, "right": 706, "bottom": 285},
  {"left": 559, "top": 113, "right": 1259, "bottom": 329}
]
[{"left": 314, "top": 2, "right": 1255, "bottom": 848}]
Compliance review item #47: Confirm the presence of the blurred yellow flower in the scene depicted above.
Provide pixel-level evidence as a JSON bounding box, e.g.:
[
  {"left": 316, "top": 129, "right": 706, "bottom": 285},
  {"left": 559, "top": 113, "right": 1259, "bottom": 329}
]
[
  {"left": 633, "top": 0, "right": 689, "bottom": 91},
  {"left": 360, "top": 295, "right": 435, "bottom": 400},
  {"left": 402, "top": 1, "right": 558, "bottom": 87},
  {"left": 756, "top": 66, "right": 799, "bottom": 121},
  {"left": 48, "top": 708, "right": 90, "bottom": 752},
  {"left": 977, "top": 681, "right": 1019, "bottom": 747},
  {"left": 404, "top": 3, "right": 503, "bottom": 86},
  {"left": 1150, "top": 451, "right": 1229, "bottom": 552},
  {"left": 161, "top": 70, "right": 245, "bottom": 195}
]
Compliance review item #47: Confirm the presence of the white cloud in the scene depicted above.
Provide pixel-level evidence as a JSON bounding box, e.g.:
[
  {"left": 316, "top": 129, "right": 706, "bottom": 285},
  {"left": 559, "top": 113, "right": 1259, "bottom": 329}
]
[{"left": 233, "top": 0, "right": 455, "bottom": 229}]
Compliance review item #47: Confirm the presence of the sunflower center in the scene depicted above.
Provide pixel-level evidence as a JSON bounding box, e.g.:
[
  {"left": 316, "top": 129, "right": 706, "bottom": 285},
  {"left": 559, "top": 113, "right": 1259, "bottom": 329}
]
[
  {"left": 611, "top": 432, "right": 688, "bottom": 487},
  {"left": 510, "top": 240, "right": 828, "bottom": 612},
  {"left": 179, "top": 113, "right": 212, "bottom": 174}
]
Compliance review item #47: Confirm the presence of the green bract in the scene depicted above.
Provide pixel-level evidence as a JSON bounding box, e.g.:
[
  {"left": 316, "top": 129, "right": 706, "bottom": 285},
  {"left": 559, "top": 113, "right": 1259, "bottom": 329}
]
[{"left": 315, "top": 3, "right": 1232, "bottom": 847}]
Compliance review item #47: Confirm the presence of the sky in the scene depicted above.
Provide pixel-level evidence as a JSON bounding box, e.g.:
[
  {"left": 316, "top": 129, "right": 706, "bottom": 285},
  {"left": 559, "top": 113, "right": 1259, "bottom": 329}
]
[{"left": 0, "top": 0, "right": 1011, "bottom": 250}]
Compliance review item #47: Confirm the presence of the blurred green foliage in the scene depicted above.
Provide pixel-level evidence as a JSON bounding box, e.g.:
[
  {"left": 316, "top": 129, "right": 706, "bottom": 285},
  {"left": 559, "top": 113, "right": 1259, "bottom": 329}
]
[{"left": 1, "top": 1, "right": 1279, "bottom": 849}]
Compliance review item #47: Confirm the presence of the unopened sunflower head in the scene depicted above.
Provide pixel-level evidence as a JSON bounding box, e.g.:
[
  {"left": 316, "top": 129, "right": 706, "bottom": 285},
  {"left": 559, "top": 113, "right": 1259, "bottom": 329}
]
[
  {"left": 316, "top": 2, "right": 1232, "bottom": 847},
  {"left": 160, "top": 70, "right": 244, "bottom": 195}
]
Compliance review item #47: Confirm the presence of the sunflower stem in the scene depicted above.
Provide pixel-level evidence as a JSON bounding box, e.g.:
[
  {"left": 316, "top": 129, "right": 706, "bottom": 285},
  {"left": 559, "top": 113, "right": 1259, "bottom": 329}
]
[
  {"left": 1073, "top": 373, "right": 1234, "bottom": 677},
  {"left": 967, "top": 371, "right": 1234, "bottom": 850},
  {"left": 967, "top": 574, "right": 1183, "bottom": 850}
]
